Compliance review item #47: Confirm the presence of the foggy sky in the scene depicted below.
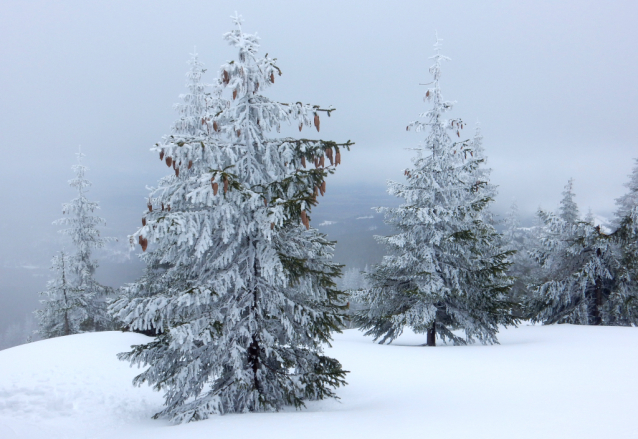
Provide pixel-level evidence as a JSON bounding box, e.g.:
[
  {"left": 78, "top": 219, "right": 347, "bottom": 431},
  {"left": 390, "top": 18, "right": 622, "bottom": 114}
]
[{"left": 1, "top": 1, "right": 637, "bottom": 332}]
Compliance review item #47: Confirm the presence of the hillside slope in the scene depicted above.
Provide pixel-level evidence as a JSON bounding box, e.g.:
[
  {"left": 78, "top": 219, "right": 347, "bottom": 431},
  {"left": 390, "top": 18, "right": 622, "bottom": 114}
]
[{"left": 0, "top": 325, "right": 636, "bottom": 438}]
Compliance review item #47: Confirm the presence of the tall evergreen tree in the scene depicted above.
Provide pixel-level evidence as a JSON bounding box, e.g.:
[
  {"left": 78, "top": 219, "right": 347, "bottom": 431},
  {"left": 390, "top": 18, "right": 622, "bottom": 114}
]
[
  {"left": 110, "top": 18, "right": 351, "bottom": 422},
  {"left": 36, "top": 150, "right": 113, "bottom": 337},
  {"left": 353, "top": 37, "right": 516, "bottom": 347}
]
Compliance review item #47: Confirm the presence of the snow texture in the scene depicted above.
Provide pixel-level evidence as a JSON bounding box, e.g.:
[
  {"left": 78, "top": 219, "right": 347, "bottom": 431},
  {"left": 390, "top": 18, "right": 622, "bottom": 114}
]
[{"left": 1, "top": 326, "right": 637, "bottom": 439}]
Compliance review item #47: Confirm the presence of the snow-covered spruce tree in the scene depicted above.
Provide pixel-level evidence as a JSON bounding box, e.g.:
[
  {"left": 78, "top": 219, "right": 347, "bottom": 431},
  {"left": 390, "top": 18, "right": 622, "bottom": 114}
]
[
  {"left": 353, "top": 37, "right": 516, "bottom": 347},
  {"left": 525, "top": 206, "right": 638, "bottom": 325},
  {"left": 36, "top": 150, "right": 114, "bottom": 337},
  {"left": 613, "top": 158, "right": 638, "bottom": 228},
  {"left": 110, "top": 19, "right": 351, "bottom": 422}
]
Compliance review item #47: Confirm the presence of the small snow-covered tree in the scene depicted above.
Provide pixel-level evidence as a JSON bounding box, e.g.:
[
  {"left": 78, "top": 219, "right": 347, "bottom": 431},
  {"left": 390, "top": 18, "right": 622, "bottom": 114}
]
[
  {"left": 111, "top": 18, "right": 350, "bottom": 422},
  {"left": 353, "top": 37, "right": 516, "bottom": 347},
  {"left": 559, "top": 178, "right": 580, "bottom": 224},
  {"left": 35, "top": 251, "right": 86, "bottom": 338},
  {"left": 36, "top": 150, "right": 114, "bottom": 337},
  {"left": 613, "top": 158, "right": 638, "bottom": 228}
]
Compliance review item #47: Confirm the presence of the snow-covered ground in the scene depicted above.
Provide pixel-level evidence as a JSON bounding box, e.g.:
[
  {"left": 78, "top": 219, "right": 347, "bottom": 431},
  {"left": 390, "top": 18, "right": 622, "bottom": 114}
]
[{"left": 0, "top": 325, "right": 636, "bottom": 439}]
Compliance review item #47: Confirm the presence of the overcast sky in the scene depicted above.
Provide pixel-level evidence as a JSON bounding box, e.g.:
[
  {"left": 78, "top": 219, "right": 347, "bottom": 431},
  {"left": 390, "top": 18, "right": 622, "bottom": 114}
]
[{"left": 1, "top": 1, "right": 637, "bottom": 329}]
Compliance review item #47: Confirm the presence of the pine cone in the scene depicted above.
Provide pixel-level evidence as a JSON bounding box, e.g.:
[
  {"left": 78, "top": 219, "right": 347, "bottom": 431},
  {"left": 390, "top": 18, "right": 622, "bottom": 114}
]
[
  {"left": 160, "top": 150, "right": 164, "bottom": 160},
  {"left": 212, "top": 181, "right": 219, "bottom": 195},
  {"left": 270, "top": 72, "right": 275, "bottom": 83},
  {"left": 141, "top": 238, "right": 148, "bottom": 252},
  {"left": 233, "top": 90, "right": 237, "bottom": 100},
  {"left": 223, "top": 177, "right": 229, "bottom": 194},
  {"left": 314, "top": 114, "right": 320, "bottom": 132},
  {"left": 320, "top": 156, "right": 325, "bottom": 168},
  {"left": 166, "top": 157, "right": 172, "bottom": 167},
  {"left": 147, "top": 202, "right": 152, "bottom": 212},
  {"left": 175, "top": 167, "right": 179, "bottom": 177},
  {"left": 213, "top": 121, "right": 219, "bottom": 132},
  {"left": 326, "top": 147, "right": 333, "bottom": 165},
  {"left": 301, "top": 211, "right": 309, "bottom": 230},
  {"left": 301, "top": 156, "right": 306, "bottom": 168},
  {"left": 223, "top": 70, "right": 229, "bottom": 85},
  {"left": 188, "top": 160, "right": 193, "bottom": 169},
  {"left": 299, "top": 123, "right": 303, "bottom": 132},
  {"left": 335, "top": 149, "right": 341, "bottom": 165},
  {"left": 142, "top": 218, "right": 146, "bottom": 226},
  {"left": 321, "top": 181, "right": 326, "bottom": 195}
]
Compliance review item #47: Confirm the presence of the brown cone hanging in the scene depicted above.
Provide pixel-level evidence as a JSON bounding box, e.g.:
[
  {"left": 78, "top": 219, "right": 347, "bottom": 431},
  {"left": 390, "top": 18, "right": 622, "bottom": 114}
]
[
  {"left": 175, "top": 167, "right": 179, "bottom": 177},
  {"left": 188, "top": 160, "right": 193, "bottom": 169},
  {"left": 167, "top": 205, "right": 171, "bottom": 212},
  {"left": 319, "top": 156, "right": 325, "bottom": 168},
  {"left": 166, "top": 157, "right": 172, "bottom": 167},
  {"left": 299, "top": 123, "right": 303, "bottom": 132},
  {"left": 233, "top": 90, "right": 237, "bottom": 100},
  {"left": 223, "top": 70, "right": 229, "bottom": 85},
  {"left": 335, "top": 149, "right": 341, "bottom": 165},
  {"left": 270, "top": 72, "right": 275, "bottom": 83},
  {"left": 314, "top": 114, "right": 320, "bottom": 132},
  {"left": 301, "top": 211, "right": 309, "bottom": 230},
  {"left": 321, "top": 181, "right": 326, "bottom": 195},
  {"left": 147, "top": 201, "right": 152, "bottom": 212},
  {"left": 142, "top": 218, "right": 146, "bottom": 226},
  {"left": 212, "top": 181, "right": 219, "bottom": 195},
  {"left": 141, "top": 237, "right": 148, "bottom": 252},
  {"left": 325, "top": 147, "right": 333, "bottom": 165},
  {"left": 160, "top": 150, "right": 164, "bottom": 160},
  {"left": 301, "top": 156, "right": 306, "bottom": 168},
  {"left": 223, "top": 177, "right": 229, "bottom": 194},
  {"left": 213, "top": 121, "right": 219, "bottom": 132}
]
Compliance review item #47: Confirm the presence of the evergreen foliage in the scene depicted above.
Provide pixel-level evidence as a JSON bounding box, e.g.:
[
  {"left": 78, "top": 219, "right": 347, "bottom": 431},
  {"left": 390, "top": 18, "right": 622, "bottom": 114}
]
[
  {"left": 110, "top": 16, "right": 350, "bottom": 423},
  {"left": 36, "top": 150, "right": 114, "bottom": 338},
  {"left": 353, "top": 37, "right": 516, "bottom": 346}
]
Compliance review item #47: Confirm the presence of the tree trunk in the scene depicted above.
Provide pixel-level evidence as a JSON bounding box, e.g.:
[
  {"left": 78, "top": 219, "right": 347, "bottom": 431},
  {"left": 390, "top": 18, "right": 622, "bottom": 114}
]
[
  {"left": 588, "top": 278, "right": 603, "bottom": 325},
  {"left": 426, "top": 321, "right": 436, "bottom": 346}
]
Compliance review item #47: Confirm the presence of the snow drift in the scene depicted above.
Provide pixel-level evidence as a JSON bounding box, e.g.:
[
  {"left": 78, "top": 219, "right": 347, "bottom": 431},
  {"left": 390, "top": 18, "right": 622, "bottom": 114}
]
[{"left": 0, "top": 325, "right": 636, "bottom": 439}]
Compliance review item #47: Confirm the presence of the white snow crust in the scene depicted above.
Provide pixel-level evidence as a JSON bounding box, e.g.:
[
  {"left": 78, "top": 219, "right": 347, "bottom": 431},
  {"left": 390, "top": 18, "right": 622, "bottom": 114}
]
[{"left": 0, "top": 325, "right": 636, "bottom": 438}]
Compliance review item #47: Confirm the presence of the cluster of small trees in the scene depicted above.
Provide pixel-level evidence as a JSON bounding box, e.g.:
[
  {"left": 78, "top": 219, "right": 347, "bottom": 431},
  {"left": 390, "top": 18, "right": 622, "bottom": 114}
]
[
  {"left": 34, "top": 17, "right": 638, "bottom": 423},
  {"left": 505, "top": 173, "right": 638, "bottom": 326}
]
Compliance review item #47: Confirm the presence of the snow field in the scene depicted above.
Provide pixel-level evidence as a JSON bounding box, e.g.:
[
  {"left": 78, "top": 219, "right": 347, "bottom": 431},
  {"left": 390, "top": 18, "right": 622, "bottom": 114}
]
[{"left": 0, "top": 325, "right": 636, "bottom": 439}]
